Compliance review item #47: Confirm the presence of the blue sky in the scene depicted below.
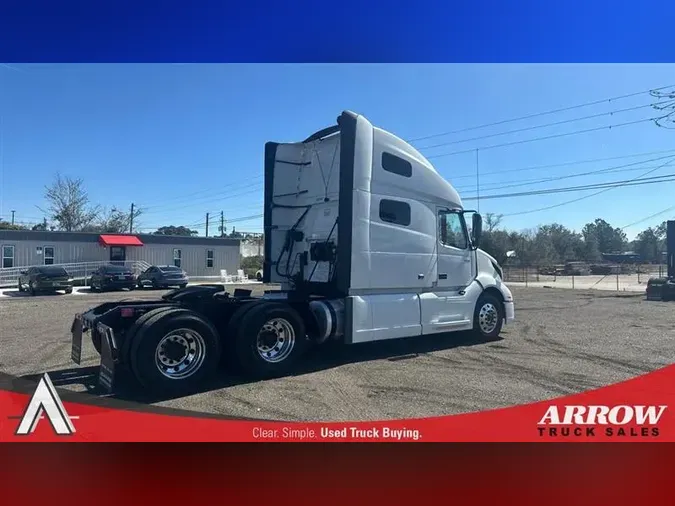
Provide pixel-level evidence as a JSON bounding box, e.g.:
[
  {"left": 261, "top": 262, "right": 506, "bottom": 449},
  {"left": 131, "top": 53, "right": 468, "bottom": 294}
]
[{"left": 1, "top": 64, "right": 674, "bottom": 240}]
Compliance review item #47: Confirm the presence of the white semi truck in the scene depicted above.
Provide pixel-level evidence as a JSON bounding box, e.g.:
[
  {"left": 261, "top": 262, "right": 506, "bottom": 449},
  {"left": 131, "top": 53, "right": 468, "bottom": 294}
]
[{"left": 70, "top": 110, "right": 515, "bottom": 395}]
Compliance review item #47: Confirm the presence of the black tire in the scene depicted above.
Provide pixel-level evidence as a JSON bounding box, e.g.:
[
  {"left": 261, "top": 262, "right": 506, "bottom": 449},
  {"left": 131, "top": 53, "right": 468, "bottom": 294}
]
[
  {"left": 256, "top": 271, "right": 263, "bottom": 282},
  {"left": 64, "top": 287, "right": 73, "bottom": 294},
  {"left": 29, "top": 282, "right": 37, "bottom": 296},
  {"left": 222, "top": 300, "right": 267, "bottom": 371},
  {"left": 17, "top": 281, "right": 23, "bottom": 293},
  {"left": 234, "top": 302, "right": 308, "bottom": 379},
  {"left": 472, "top": 292, "right": 504, "bottom": 339},
  {"left": 128, "top": 308, "right": 222, "bottom": 396},
  {"left": 137, "top": 279, "right": 144, "bottom": 289},
  {"left": 179, "top": 284, "right": 187, "bottom": 289}
]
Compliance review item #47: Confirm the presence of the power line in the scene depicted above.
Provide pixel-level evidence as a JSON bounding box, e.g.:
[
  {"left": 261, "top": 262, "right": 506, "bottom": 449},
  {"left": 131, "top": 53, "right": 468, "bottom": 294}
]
[
  {"left": 621, "top": 206, "right": 675, "bottom": 230},
  {"left": 407, "top": 83, "right": 675, "bottom": 143},
  {"left": 501, "top": 157, "right": 675, "bottom": 217},
  {"left": 427, "top": 116, "right": 661, "bottom": 160},
  {"left": 141, "top": 177, "right": 263, "bottom": 212},
  {"left": 455, "top": 154, "right": 675, "bottom": 193},
  {"left": 448, "top": 147, "right": 675, "bottom": 181},
  {"left": 418, "top": 100, "right": 675, "bottom": 151}
]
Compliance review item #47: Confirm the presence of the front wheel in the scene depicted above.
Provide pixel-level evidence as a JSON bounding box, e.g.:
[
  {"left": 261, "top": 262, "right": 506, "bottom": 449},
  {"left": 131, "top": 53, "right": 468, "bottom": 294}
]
[
  {"left": 234, "top": 302, "right": 308, "bottom": 379},
  {"left": 472, "top": 293, "right": 504, "bottom": 339}
]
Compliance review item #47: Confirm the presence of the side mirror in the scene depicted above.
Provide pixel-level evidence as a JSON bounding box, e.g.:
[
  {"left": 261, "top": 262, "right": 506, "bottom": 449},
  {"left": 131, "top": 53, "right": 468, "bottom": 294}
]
[{"left": 471, "top": 213, "right": 483, "bottom": 248}]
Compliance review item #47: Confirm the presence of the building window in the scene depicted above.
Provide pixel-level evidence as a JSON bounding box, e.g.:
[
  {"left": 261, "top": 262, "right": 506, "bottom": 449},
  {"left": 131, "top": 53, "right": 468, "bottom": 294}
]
[
  {"left": 173, "top": 248, "right": 182, "bottom": 268},
  {"left": 382, "top": 152, "right": 412, "bottom": 178},
  {"left": 44, "top": 246, "right": 55, "bottom": 265},
  {"left": 379, "top": 199, "right": 411, "bottom": 227},
  {"left": 2, "top": 245, "right": 14, "bottom": 268},
  {"left": 206, "top": 249, "right": 214, "bottom": 268}
]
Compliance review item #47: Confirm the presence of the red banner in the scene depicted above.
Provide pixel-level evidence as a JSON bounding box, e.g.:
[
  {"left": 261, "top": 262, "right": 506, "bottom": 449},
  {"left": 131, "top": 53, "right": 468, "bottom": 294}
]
[{"left": 1, "top": 364, "right": 673, "bottom": 442}]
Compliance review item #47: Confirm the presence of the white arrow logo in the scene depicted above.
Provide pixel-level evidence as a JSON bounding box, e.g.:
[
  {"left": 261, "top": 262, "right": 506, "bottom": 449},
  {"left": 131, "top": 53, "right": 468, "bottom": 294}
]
[{"left": 15, "top": 373, "right": 77, "bottom": 436}]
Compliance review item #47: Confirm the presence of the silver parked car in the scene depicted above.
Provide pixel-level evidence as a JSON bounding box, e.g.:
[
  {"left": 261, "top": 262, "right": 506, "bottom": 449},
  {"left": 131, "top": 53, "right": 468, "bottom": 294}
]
[{"left": 137, "top": 265, "right": 189, "bottom": 289}]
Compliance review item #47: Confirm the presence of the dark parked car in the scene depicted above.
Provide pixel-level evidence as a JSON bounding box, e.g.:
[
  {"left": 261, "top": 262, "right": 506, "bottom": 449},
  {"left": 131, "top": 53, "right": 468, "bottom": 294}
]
[
  {"left": 90, "top": 264, "right": 137, "bottom": 292},
  {"left": 137, "top": 265, "right": 189, "bottom": 289},
  {"left": 18, "top": 266, "right": 74, "bottom": 295}
]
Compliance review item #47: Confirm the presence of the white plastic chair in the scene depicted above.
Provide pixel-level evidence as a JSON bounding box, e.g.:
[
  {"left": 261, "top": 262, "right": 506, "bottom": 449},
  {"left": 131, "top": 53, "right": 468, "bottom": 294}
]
[
  {"left": 237, "top": 269, "right": 248, "bottom": 282},
  {"left": 220, "top": 270, "right": 233, "bottom": 283}
]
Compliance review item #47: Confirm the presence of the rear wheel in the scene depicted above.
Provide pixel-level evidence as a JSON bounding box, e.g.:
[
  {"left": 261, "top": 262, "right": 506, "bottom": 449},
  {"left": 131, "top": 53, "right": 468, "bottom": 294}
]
[
  {"left": 64, "top": 287, "right": 73, "bottom": 294},
  {"left": 129, "top": 308, "right": 222, "bottom": 396},
  {"left": 234, "top": 302, "right": 308, "bottom": 379},
  {"left": 472, "top": 293, "right": 504, "bottom": 339}
]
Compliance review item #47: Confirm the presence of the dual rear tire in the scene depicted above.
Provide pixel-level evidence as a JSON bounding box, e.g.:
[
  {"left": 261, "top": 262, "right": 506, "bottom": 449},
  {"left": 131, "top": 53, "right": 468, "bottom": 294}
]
[{"left": 108, "top": 302, "right": 307, "bottom": 396}]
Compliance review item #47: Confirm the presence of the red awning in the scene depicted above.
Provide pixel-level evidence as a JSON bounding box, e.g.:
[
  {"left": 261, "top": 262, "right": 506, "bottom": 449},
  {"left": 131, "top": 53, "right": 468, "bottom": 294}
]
[{"left": 98, "top": 235, "right": 144, "bottom": 247}]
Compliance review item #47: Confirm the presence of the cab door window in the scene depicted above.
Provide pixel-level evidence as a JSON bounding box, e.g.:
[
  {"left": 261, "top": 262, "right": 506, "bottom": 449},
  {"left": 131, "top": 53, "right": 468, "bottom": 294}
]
[{"left": 439, "top": 211, "right": 468, "bottom": 249}]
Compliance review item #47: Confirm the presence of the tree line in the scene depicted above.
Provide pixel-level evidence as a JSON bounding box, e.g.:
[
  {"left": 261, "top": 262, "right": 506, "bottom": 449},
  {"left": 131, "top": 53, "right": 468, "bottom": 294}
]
[{"left": 479, "top": 213, "right": 669, "bottom": 266}]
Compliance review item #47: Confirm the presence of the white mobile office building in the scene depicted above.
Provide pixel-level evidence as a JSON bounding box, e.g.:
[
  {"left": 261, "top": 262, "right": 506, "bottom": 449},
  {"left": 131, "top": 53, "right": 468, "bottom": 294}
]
[{"left": 0, "top": 230, "right": 241, "bottom": 278}]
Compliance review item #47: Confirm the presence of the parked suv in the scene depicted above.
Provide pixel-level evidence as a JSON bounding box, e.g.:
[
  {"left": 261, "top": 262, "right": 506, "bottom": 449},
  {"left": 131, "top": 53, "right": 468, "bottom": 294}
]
[
  {"left": 90, "top": 264, "right": 137, "bottom": 292},
  {"left": 137, "top": 265, "right": 189, "bottom": 289},
  {"left": 18, "top": 266, "right": 74, "bottom": 295}
]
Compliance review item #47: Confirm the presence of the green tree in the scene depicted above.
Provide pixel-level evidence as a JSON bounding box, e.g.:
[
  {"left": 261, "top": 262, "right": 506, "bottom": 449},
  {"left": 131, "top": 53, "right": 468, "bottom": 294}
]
[
  {"left": 581, "top": 218, "right": 627, "bottom": 254},
  {"left": 153, "top": 225, "right": 198, "bottom": 236},
  {"left": 0, "top": 220, "right": 27, "bottom": 230},
  {"left": 634, "top": 227, "right": 661, "bottom": 263}
]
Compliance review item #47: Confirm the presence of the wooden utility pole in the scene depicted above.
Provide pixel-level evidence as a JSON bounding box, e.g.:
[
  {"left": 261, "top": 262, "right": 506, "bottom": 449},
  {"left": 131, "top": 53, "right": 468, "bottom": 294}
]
[
  {"left": 220, "top": 211, "right": 225, "bottom": 237},
  {"left": 129, "top": 203, "right": 135, "bottom": 233},
  {"left": 205, "top": 212, "right": 210, "bottom": 237},
  {"left": 10, "top": 210, "right": 15, "bottom": 225}
]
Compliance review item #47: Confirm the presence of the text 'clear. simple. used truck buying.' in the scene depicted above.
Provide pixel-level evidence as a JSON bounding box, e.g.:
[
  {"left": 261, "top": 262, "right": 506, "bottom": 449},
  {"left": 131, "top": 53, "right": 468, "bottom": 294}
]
[{"left": 70, "top": 111, "right": 516, "bottom": 396}]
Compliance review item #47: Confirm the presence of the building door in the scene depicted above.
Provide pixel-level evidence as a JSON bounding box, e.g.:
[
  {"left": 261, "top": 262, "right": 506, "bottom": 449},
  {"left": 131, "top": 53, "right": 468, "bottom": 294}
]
[{"left": 110, "top": 246, "right": 127, "bottom": 265}]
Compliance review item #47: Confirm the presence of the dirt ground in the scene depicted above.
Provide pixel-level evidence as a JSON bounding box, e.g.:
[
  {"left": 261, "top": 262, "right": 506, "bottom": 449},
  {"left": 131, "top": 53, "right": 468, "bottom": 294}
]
[{"left": 0, "top": 284, "right": 673, "bottom": 421}]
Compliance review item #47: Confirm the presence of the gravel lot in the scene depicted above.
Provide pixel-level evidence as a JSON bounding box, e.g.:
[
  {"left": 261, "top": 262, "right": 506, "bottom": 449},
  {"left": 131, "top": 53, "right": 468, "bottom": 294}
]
[{"left": 1, "top": 285, "right": 673, "bottom": 421}]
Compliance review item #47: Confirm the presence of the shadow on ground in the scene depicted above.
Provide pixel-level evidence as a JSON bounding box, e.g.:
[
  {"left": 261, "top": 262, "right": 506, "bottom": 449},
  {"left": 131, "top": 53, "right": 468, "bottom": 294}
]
[{"left": 20, "top": 331, "right": 504, "bottom": 406}]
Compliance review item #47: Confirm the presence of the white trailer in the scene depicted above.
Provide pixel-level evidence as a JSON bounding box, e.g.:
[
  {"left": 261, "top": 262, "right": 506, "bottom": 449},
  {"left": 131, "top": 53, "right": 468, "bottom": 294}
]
[{"left": 69, "top": 110, "right": 515, "bottom": 396}]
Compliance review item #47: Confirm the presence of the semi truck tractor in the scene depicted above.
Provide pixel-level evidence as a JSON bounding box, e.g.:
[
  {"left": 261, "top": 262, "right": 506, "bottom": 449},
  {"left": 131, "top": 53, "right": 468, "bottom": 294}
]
[{"left": 69, "top": 110, "right": 516, "bottom": 396}]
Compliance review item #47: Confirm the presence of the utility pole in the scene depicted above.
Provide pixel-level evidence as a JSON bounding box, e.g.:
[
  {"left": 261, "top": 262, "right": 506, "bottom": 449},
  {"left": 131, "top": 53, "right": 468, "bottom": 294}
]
[
  {"left": 205, "top": 212, "right": 210, "bottom": 237},
  {"left": 129, "top": 203, "right": 135, "bottom": 233},
  {"left": 475, "top": 149, "right": 480, "bottom": 214},
  {"left": 220, "top": 211, "right": 225, "bottom": 237},
  {"left": 10, "top": 210, "right": 15, "bottom": 225}
]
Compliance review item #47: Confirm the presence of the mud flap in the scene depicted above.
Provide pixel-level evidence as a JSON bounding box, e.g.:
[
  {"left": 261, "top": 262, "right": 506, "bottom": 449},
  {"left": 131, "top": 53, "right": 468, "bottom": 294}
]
[
  {"left": 97, "top": 323, "right": 118, "bottom": 394},
  {"left": 70, "top": 314, "right": 83, "bottom": 365}
]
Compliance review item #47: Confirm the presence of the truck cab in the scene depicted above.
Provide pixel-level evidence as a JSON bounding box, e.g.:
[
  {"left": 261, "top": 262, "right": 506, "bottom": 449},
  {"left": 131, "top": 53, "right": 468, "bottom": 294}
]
[{"left": 264, "top": 110, "right": 514, "bottom": 343}]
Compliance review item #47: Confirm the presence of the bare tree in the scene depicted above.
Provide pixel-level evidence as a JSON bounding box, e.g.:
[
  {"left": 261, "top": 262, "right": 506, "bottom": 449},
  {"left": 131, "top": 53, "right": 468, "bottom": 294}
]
[
  {"left": 83, "top": 206, "right": 144, "bottom": 233},
  {"left": 40, "top": 174, "right": 100, "bottom": 231},
  {"left": 484, "top": 212, "right": 503, "bottom": 233}
]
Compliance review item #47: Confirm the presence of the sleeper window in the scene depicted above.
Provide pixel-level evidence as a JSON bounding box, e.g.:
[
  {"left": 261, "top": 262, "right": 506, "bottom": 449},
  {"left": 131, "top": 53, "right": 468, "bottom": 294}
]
[
  {"left": 382, "top": 152, "right": 412, "bottom": 178},
  {"left": 379, "top": 199, "right": 411, "bottom": 227}
]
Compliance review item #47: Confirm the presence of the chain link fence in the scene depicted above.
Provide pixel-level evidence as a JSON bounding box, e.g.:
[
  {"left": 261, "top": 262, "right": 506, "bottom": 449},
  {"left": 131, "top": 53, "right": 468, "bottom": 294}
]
[{"left": 503, "top": 262, "right": 667, "bottom": 292}]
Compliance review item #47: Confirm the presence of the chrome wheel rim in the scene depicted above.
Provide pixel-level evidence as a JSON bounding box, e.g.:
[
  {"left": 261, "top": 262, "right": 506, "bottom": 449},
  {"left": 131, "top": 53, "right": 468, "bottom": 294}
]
[
  {"left": 154, "top": 328, "right": 206, "bottom": 380},
  {"left": 478, "top": 303, "right": 499, "bottom": 334},
  {"left": 256, "top": 318, "right": 295, "bottom": 363}
]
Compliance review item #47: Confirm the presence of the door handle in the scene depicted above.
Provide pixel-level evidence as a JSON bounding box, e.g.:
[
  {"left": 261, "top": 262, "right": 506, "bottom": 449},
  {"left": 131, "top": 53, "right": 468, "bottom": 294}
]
[{"left": 439, "top": 273, "right": 448, "bottom": 279}]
